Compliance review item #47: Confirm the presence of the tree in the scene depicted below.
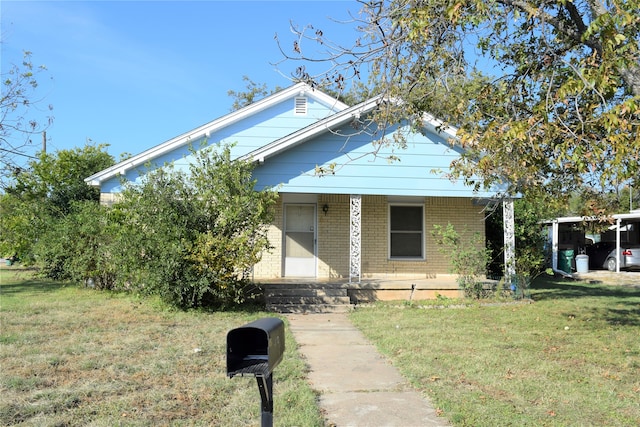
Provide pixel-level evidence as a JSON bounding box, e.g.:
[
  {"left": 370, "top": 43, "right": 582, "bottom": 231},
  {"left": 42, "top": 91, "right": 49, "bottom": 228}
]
[
  {"left": 0, "top": 144, "right": 114, "bottom": 261},
  {"left": 227, "top": 76, "right": 279, "bottom": 111},
  {"left": 1, "top": 50, "right": 54, "bottom": 189},
  {"left": 277, "top": 0, "right": 640, "bottom": 210}
]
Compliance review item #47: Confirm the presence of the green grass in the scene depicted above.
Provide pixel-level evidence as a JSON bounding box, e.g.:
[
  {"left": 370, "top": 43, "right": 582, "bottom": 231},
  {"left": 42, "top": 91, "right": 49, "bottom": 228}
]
[
  {"left": 350, "top": 277, "right": 640, "bottom": 426},
  {"left": 0, "top": 268, "right": 323, "bottom": 426}
]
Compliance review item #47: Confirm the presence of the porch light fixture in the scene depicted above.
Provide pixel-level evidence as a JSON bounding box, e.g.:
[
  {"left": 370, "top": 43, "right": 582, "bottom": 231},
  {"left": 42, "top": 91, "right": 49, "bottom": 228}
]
[{"left": 322, "top": 204, "right": 329, "bottom": 216}]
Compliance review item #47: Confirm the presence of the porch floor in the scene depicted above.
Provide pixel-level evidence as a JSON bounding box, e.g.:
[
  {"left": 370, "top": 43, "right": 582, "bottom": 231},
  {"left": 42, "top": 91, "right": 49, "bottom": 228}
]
[{"left": 256, "top": 275, "right": 460, "bottom": 290}]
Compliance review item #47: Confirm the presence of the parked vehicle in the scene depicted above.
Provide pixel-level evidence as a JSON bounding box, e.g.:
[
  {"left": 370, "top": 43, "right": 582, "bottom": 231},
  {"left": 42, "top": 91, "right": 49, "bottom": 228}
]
[{"left": 585, "top": 242, "right": 640, "bottom": 271}]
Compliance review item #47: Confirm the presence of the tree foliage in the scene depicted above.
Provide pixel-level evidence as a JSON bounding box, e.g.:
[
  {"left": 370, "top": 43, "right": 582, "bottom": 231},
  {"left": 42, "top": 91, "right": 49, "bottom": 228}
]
[
  {"left": 1, "top": 50, "right": 54, "bottom": 188},
  {"left": 278, "top": 0, "right": 640, "bottom": 209},
  {"left": 33, "top": 201, "right": 118, "bottom": 287},
  {"left": 0, "top": 144, "right": 114, "bottom": 261},
  {"left": 227, "top": 76, "right": 280, "bottom": 111}
]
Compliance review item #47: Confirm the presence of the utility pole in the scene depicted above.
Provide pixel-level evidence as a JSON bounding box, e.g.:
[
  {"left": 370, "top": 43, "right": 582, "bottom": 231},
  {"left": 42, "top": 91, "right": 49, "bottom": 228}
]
[{"left": 42, "top": 131, "right": 47, "bottom": 153}]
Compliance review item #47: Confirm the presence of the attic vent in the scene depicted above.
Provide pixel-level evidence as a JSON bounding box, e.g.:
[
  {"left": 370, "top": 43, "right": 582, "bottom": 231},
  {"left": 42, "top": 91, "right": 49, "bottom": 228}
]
[{"left": 294, "top": 97, "right": 307, "bottom": 115}]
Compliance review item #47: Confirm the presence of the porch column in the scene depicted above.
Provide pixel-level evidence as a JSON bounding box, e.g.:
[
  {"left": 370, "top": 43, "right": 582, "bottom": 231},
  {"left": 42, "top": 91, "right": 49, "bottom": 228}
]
[
  {"left": 503, "top": 198, "right": 516, "bottom": 284},
  {"left": 349, "top": 194, "right": 362, "bottom": 283}
]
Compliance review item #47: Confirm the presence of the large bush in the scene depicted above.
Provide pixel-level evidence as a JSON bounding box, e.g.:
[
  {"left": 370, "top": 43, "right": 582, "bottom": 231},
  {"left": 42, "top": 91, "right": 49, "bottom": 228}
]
[
  {"left": 33, "top": 201, "right": 117, "bottom": 288},
  {"left": 112, "top": 144, "right": 277, "bottom": 309}
]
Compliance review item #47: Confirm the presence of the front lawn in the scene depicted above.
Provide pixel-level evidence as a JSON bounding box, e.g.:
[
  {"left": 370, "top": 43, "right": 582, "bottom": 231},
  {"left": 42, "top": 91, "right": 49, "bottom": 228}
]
[
  {"left": 0, "top": 268, "right": 323, "bottom": 426},
  {"left": 350, "top": 277, "right": 640, "bottom": 426}
]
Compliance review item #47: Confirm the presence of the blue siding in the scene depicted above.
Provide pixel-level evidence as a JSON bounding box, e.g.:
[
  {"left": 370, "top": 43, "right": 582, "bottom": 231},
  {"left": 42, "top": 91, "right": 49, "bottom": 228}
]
[{"left": 252, "top": 123, "right": 495, "bottom": 198}]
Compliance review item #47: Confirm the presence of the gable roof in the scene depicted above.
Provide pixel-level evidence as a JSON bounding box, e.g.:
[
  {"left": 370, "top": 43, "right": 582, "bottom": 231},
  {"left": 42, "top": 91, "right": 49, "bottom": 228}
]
[
  {"left": 85, "top": 82, "right": 493, "bottom": 198},
  {"left": 85, "top": 82, "right": 349, "bottom": 186}
]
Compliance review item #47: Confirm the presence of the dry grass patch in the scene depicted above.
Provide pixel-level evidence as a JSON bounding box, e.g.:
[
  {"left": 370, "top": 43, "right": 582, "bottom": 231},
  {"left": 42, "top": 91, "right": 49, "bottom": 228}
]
[
  {"left": 350, "top": 276, "right": 640, "bottom": 426},
  {"left": 0, "top": 268, "right": 322, "bottom": 426}
]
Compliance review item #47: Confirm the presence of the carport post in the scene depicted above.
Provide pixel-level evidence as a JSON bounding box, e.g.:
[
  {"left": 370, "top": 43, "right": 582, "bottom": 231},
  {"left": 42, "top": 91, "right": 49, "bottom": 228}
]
[
  {"left": 256, "top": 374, "right": 274, "bottom": 427},
  {"left": 616, "top": 218, "right": 621, "bottom": 273}
]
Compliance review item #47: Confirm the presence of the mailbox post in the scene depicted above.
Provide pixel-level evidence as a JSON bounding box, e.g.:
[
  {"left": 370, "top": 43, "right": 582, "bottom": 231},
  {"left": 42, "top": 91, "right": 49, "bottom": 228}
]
[{"left": 227, "top": 317, "right": 285, "bottom": 427}]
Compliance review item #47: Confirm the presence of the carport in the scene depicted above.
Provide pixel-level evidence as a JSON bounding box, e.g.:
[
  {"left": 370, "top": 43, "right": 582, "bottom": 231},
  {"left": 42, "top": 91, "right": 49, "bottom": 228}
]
[{"left": 547, "top": 211, "right": 640, "bottom": 275}]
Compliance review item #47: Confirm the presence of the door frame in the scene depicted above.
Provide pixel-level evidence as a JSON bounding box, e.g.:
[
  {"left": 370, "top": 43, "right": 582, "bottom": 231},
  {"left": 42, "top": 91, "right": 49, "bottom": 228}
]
[{"left": 282, "top": 201, "right": 318, "bottom": 278}]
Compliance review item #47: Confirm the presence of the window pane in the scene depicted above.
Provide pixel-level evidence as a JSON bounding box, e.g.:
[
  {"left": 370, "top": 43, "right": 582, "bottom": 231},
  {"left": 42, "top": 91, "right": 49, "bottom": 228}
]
[
  {"left": 390, "top": 206, "right": 422, "bottom": 231},
  {"left": 285, "top": 232, "right": 315, "bottom": 258},
  {"left": 390, "top": 205, "right": 424, "bottom": 258},
  {"left": 391, "top": 233, "right": 422, "bottom": 257}
]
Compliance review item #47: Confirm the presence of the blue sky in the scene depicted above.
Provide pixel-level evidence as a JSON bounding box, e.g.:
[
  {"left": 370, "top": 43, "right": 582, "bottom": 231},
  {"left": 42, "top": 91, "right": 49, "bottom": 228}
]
[{"left": 1, "top": 0, "right": 360, "bottom": 163}]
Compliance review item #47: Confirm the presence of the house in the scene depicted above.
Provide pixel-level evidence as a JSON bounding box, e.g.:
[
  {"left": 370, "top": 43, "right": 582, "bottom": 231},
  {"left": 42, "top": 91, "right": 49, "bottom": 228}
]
[{"left": 86, "top": 83, "right": 505, "bottom": 307}]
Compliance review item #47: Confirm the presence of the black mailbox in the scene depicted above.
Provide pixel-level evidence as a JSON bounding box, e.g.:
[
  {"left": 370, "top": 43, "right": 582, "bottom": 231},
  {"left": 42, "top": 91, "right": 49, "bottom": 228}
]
[
  {"left": 227, "top": 317, "right": 285, "bottom": 378},
  {"left": 226, "top": 317, "right": 285, "bottom": 427}
]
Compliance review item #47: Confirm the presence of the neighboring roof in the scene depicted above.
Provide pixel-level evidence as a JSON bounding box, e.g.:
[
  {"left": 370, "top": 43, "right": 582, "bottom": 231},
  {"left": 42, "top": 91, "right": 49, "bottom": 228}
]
[
  {"left": 85, "top": 82, "right": 349, "bottom": 186},
  {"left": 545, "top": 212, "right": 640, "bottom": 224}
]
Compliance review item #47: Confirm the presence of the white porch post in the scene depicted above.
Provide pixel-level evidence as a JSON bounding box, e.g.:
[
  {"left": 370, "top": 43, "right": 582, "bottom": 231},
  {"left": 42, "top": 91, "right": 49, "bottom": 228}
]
[
  {"left": 503, "top": 198, "right": 516, "bottom": 284},
  {"left": 349, "top": 194, "right": 362, "bottom": 283},
  {"left": 551, "top": 221, "right": 559, "bottom": 271}
]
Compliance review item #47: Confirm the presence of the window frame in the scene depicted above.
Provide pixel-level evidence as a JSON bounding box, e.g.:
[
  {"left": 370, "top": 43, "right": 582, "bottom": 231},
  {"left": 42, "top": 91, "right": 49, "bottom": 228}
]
[{"left": 388, "top": 203, "right": 425, "bottom": 260}]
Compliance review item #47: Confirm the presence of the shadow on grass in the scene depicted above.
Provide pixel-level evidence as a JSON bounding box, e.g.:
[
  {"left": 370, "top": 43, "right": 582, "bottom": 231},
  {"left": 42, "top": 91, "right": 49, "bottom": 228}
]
[
  {"left": 531, "top": 276, "right": 640, "bottom": 327},
  {"left": 0, "top": 277, "right": 69, "bottom": 296},
  {"left": 531, "top": 276, "right": 640, "bottom": 300},
  {"left": 599, "top": 307, "right": 640, "bottom": 327}
]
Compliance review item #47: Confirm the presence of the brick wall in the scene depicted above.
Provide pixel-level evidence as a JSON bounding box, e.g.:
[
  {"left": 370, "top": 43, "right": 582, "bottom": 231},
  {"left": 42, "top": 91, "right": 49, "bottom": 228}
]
[
  {"left": 360, "top": 196, "right": 485, "bottom": 277},
  {"left": 317, "top": 194, "right": 350, "bottom": 278},
  {"left": 252, "top": 194, "right": 486, "bottom": 280},
  {"left": 252, "top": 196, "right": 284, "bottom": 279},
  {"left": 99, "top": 192, "right": 122, "bottom": 206}
]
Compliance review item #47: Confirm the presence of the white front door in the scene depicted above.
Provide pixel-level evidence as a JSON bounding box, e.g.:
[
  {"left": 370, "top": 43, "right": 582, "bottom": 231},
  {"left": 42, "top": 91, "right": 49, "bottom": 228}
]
[{"left": 284, "top": 204, "right": 316, "bottom": 277}]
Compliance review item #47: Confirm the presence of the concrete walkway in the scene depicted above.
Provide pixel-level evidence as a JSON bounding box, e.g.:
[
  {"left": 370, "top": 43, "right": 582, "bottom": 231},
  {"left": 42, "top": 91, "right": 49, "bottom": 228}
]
[{"left": 286, "top": 313, "right": 449, "bottom": 427}]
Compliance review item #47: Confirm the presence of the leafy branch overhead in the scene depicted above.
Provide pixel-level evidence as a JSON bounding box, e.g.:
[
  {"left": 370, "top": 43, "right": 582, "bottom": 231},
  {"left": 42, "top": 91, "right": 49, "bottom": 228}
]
[{"left": 276, "top": 0, "right": 640, "bottom": 207}]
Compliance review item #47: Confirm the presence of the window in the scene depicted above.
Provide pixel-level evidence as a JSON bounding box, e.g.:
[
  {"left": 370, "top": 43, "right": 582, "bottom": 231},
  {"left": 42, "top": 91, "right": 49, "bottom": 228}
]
[
  {"left": 389, "top": 205, "right": 424, "bottom": 259},
  {"left": 294, "top": 97, "right": 307, "bottom": 115}
]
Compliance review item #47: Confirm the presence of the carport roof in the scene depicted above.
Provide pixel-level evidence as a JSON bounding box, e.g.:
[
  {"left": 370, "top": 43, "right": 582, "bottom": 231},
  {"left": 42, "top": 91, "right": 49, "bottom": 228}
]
[{"left": 545, "top": 211, "right": 640, "bottom": 224}]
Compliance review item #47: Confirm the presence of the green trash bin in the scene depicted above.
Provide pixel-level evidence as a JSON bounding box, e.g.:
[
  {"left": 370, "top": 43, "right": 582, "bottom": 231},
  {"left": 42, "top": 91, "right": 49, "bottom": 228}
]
[{"left": 558, "top": 249, "right": 575, "bottom": 273}]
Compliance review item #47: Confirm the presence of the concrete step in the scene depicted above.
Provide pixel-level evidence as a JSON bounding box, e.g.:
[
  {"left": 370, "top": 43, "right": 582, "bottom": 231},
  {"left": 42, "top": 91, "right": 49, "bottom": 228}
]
[
  {"left": 267, "top": 295, "right": 351, "bottom": 305},
  {"left": 265, "top": 288, "right": 348, "bottom": 298},
  {"left": 266, "top": 303, "right": 353, "bottom": 314},
  {"left": 263, "top": 284, "right": 352, "bottom": 313}
]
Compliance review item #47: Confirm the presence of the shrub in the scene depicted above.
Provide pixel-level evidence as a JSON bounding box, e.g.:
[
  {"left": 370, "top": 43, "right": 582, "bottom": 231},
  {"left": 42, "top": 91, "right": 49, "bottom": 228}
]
[
  {"left": 432, "top": 223, "right": 491, "bottom": 298},
  {"left": 34, "top": 201, "right": 117, "bottom": 289}
]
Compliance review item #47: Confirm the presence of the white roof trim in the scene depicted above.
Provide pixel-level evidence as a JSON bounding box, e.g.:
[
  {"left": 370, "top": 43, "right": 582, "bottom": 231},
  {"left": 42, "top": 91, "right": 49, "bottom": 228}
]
[{"left": 85, "top": 83, "right": 349, "bottom": 186}]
